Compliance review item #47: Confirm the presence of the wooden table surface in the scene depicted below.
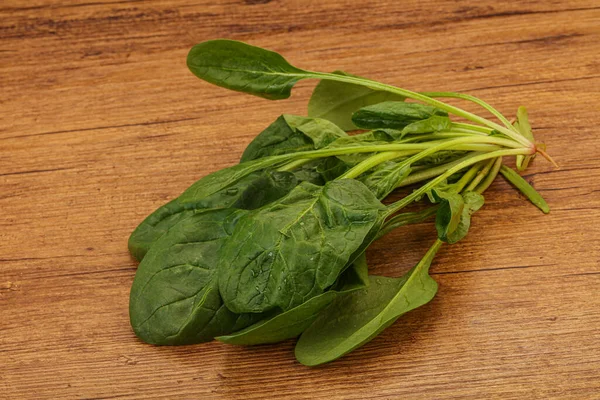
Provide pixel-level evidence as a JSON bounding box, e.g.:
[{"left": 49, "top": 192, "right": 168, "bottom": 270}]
[{"left": 2, "top": 0, "right": 600, "bottom": 398}]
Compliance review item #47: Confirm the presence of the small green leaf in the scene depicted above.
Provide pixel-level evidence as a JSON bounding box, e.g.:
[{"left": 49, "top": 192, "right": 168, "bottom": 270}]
[
  {"left": 446, "top": 191, "right": 484, "bottom": 244},
  {"left": 399, "top": 115, "right": 452, "bottom": 137},
  {"left": 315, "top": 157, "right": 351, "bottom": 182},
  {"left": 514, "top": 106, "right": 535, "bottom": 171},
  {"left": 432, "top": 189, "right": 465, "bottom": 241},
  {"left": 376, "top": 206, "right": 439, "bottom": 240},
  {"left": 177, "top": 156, "right": 290, "bottom": 204},
  {"left": 295, "top": 241, "right": 442, "bottom": 366},
  {"left": 241, "top": 115, "right": 347, "bottom": 162},
  {"left": 352, "top": 102, "right": 448, "bottom": 130},
  {"left": 187, "top": 39, "right": 306, "bottom": 100},
  {"left": 287, "top": 157, "right": 350, "bottom": 186},
  {"left": 432, "top": 188, "right": 484, "bottom": 244},
  {"left": 414, "top": 150, "right": 467, "bottom": 168},
  {"left": 500, "top": 165, "right": 550, "bottom": 214},
  {"left": 516, "top": 106, "right": 534, "bottom": 141},
  {"left": 308, "top": 71, "right": 406, "bottom": 130}
]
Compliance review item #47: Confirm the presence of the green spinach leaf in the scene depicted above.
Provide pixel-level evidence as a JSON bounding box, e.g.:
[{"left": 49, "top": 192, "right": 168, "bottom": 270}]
[
  {"left": 128, "top": 170, "right": 297, "bottom": 261},
  {"left": 431, "top": 188, "right": 484, "bottom": 244},
  {"left": 413, "top": 150, "right": 467, "bottom": 167},
  {"left": 218, "top": 179, "right": 386, "bottom": 314},
  {"left": 215, "top": 253, "right": 369, "bottom": 345},
  {"left": 399, "top": 115, "right": 452, "bottom": 137},
  {"left": 308, "top": 71, "right": 406, "bottom": 130},
  {"left": 500, "top": 165, "right": 550, "bottom": 213},
  {"left": 292, "top": 157, "right": 349, "bottom": 185},
  {"left": 352, "top": 102, "right": 448, "bottom": 130},
  {"left": 129, "top": 208, "right": 264, "bottom": 345},
  {"left": 295, "top": 241, "right": 442, "bottom": 366},
  {"left": 241, "top": 114, "right": 346, "bottom": 162},
  {"left": 187, "top": 39, "right": 306, "bottom": 100}
]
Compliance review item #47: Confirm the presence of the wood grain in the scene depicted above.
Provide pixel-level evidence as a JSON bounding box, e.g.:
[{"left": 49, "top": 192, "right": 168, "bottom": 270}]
[{"left": 1, "top": 0, "right": 599, "bottom": 398}]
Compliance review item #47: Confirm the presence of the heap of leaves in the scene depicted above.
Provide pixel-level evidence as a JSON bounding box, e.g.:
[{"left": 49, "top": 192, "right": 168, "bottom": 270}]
[{"left": 128, "top": 40, "right": 552, "bottom": 366}]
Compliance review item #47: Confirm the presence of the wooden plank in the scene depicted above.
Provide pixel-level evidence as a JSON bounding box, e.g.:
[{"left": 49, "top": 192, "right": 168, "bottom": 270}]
[{"left": 1, "top": 0, "right": 599, "bottom": 398}]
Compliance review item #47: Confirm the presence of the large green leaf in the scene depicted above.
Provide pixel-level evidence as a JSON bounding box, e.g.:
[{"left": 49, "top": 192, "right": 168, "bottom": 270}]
[
  {"left": 308, "top": 71, "right": 406, "bottom": 130},
  {"left": 216, "top": 253, "right": 369, "bottom": 346},
  {"left": 187, "top": 39, "right": 307, "bottom": 100},
  {"left": 128, "top": 170, "right": 297, "bottom": 261},
  {"left": 129, "top": 208, "right": 264, "bottom": 345},
  {"left": 295, "top": 241, "right": 442, "bottom": 366},
  {"left": 218, "top": 180, "right": 386, "bottom": 314}
]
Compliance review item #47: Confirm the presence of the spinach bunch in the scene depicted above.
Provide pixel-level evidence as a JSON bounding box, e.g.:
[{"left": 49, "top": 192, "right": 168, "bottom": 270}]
[{"left": 128, "top": 39, "right": 552, "bottom": 365}]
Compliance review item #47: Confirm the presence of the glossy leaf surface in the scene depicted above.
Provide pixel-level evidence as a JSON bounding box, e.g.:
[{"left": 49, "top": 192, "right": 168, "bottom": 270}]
[
  {"left": 218, "top": 180, "right": 386, "bottom": 314},
  {"left": 187, "top": 39, "right": 306, "bottom": 100},
  {"left": 216, "top": 254, "right": 369, "bottom": 345},
  {"left": 129, "top": 209, "right": 262, "bottom": 345}
]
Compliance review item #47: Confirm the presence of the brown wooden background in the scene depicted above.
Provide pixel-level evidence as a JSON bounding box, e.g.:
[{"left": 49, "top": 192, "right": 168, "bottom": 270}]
[{"left": 2, "top": 0, "right": 599, "bottom": 398}]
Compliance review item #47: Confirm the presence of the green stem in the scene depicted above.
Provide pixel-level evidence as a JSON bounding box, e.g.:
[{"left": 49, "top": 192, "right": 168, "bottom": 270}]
[
  {"left": 376, "top": 206, "right": 439, "bottom": 240},
  {"left": 277, "top": 158, "right": 311, "bottom": 172},
  {"left": 453, "top": 162, "right": 484, "bottom": 193},
  {"left": 386, "top": 148, "right": 532, "bottom": 215},
  {"left": 450, "top": 127, "right": 489, "bottom": 136},
  {"left": 465, "top": 158, "right": 496, "bottom": 192},
  {"left": 451, "top": 122, "right": 494, "bottom": 134},
  {"left": 291, "top": 141, "right": 502, "bottom": 159},
  {"left": 342, "top": 135, "right": 522, "bottom": 180},
  {"left": 421, "top": 91, "right": 514, "bottom": 130},
  {"left": 397, "top": 132, "right": 477, "bottom": 143},
  {"left": 310, "top": 72, "right": 532, "bottom": 148},
  {"left": 475, "top": 158, "right": 503, "bottom": 194},
  {"left": 396, "top": 153, "right": 483, "bottom": 188},
  {"left": 341, "top": 151, "right": 404, "bottom": 179}
]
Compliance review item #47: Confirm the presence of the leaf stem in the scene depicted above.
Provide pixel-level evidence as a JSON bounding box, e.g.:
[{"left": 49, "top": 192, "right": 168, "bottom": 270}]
[
  {"left": 474, "top": 157, "right": 503, "bottom": 194},
  {"left": 465, "top": 158, "right": 496, "bottom": 192},
  {"left": 421, "top": 91, "right": 514, "bottom": 130},
  {"left": 309, "top": 72, "right": 533, "bottom": 148},
  {"left": 277, "top": 158, "right": 311, "bottom": 172},
  {"left": 376, "top": 206, "right": 439, "bottom": 240},
  {"left": 340, "top": 151, "right": 404, "bottom": 179},
  {"left": 341, "top": 135, "right": 522, "bottom": 180},
  {"left": 453, "top": 162, "right": 484, "bottom": 193},
  {"left": 537, "top": 148, "right": 559, "bottom": 168},
  {"left": 386, "top": 148, "right": 532, "bottom": 215},
  {"left": 451, "top": 122, "right": 494, "bottom": 134},
  {"left": 396, "top": 153, "right": 483, "bottom": 188}
]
